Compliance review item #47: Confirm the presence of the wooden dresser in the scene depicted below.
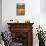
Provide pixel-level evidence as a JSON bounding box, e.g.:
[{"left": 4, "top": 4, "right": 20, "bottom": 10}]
[{"left": 7, "top": 23, "right": 34, "bottom": 46}]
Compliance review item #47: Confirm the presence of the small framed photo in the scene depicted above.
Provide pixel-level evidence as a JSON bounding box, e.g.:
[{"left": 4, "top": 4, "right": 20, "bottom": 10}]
[{"left": 16, "top": 3, "right": 25, "bottom": 16}]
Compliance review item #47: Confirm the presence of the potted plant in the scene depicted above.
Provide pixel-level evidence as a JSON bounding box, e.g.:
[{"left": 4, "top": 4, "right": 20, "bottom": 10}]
[{"left": 36, "top": 25, "right": 45, "bottom": 46}]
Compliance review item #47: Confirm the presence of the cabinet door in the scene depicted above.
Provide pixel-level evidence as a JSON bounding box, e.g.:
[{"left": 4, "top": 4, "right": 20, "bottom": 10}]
[{"left": 11, "top": 32, "right": 28, "bottom": 46}]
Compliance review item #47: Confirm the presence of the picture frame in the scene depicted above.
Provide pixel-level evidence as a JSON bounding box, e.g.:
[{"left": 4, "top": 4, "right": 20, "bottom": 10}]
[{"left": 16, "top": 3, "right": 25, "bottom": 16}]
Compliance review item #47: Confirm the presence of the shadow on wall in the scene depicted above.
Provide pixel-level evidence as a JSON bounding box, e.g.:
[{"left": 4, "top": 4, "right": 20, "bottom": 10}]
[
  {"left": 40, "top": 0, "right": 46, "bottom": 13},
  {"left": 0, "top": 0, "right": 2, "bottom": 32}
]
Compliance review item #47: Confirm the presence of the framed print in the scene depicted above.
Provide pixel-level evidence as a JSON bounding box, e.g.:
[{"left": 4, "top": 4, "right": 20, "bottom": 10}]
[{"left": 16, "top": 3, "right": 25, "bottom": 16}]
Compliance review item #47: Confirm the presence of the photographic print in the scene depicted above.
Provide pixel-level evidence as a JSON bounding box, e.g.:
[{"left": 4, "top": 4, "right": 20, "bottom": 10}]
[{"left": 16, "top": 3, "right": 25, "bottom": 16}]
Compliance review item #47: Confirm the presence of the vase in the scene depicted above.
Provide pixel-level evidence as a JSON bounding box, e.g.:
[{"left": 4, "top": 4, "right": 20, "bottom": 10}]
[{"left": 39, "top": 40, "right": 45, "bottom": 46}]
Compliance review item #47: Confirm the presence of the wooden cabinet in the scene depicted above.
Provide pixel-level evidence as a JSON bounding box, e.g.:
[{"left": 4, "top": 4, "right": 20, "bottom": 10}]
[{"left": 7, "top": 23, "right": 34, "bottom": 46}]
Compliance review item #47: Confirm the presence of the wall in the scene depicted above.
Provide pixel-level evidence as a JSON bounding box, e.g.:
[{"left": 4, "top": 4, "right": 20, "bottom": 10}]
[
  {"left": 2, "top": 0, "right": 46, "bottom": 46},
  {"left": 40, "top": 0, "right": 46, "bottom": 13},
  {"left": 2, "top": 0, "right": 40, "bottom": 31},
  {"left": 0, "top": 0, "right": 2, "bottom": 32},
  {"left": 40, "top": 0, "right": 46, "bottom": 31}
]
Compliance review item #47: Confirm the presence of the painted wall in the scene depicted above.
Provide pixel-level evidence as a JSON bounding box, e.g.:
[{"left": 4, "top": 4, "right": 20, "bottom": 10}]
[
  {"left": 2, "top": 0, "right": 40, "bottom": 31},
  {"left": 0, "top": 0, "right": 2, "bottom": 32},
  {"left": 2, "top": 0, "right": 46, "bottom": 46},
  {"left": 40, "top": 0, "right": 46, "bottom": 13}
]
